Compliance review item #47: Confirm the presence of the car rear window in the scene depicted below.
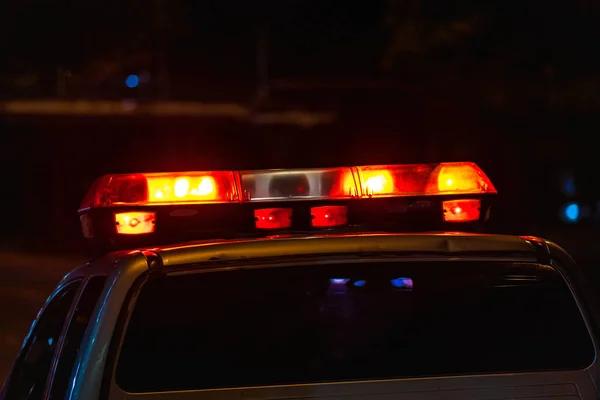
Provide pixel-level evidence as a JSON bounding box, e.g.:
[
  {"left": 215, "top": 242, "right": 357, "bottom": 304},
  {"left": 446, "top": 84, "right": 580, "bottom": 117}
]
[{"left": 115, "top": 261, "right": 595, "bottom": 392}]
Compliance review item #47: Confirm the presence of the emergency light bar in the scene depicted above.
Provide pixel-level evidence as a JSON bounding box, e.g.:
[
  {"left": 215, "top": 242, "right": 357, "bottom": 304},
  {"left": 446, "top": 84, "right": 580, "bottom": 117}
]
[{"left": 79, "top": 162, "right": 496, "bottom": 246}]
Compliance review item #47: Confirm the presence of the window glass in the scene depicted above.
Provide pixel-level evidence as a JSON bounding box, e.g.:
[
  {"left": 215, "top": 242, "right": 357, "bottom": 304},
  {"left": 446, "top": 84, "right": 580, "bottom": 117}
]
[
  {"left": 115, "top": 261, "right": 595, "bottom": 392},
  {"left": 4, "top": 280, "right": 82, "bottom": 400}
]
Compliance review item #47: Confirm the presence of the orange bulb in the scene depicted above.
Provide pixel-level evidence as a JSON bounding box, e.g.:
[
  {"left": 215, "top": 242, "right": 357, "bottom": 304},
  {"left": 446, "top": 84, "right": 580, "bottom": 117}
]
[
  {"left": 360, "top": 170, "right": 394, "bottom": 195},
  {"left": 365, "top": 175, "right": 386, "bottom": 193},
  {"left": 174, "top": 178, "right": 190, "bottom": 198},
  {"left": 432, "top": 164, "right": 490, "bottom": 194},
  {"left": 148, "top": 176, "right": 217, "bottom": 202}
]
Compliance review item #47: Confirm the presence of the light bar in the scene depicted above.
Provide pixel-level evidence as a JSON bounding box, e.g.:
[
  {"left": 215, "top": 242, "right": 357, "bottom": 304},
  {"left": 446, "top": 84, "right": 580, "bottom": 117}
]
[
  {"left": 80, "top": 162, "right": 495, "bottom": 211},
  {"left": 79, "top": 162, "right": 497, "bottom": 242}
]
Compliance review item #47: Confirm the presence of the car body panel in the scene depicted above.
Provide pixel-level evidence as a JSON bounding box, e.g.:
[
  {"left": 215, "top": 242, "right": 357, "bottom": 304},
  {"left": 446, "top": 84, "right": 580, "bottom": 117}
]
[
  {"left": 107, "top": 370, "right": 596, "bottom": 399},
  {"left": 153, "top": 233, "right": 538, "bottom": 267},
  {"left": 68, "top": 252, "right": 149, "bottom": 400},
  {"left": 2, "top": 233, "right": 599, "bottom": 400}
]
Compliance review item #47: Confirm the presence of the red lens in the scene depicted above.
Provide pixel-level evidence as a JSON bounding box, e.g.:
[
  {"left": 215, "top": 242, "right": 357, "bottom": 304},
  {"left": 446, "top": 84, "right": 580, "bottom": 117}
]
[
  {"left": 254, "top": 208, "right": 293, "bottom": 229},
  {"left": 311, "top": 206, "right": 348, "bottom": 228},
  {"left": 442, "top": 199, "right": 480, "bottom": 222}
]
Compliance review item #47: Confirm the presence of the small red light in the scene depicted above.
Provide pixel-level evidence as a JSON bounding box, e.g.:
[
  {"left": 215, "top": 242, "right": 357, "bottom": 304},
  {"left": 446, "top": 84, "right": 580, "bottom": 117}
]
[
  {"left": 311, "top": 206, "right": 348, "bottom": 228},
  {"left": 442, "top": 199, "right": 480, "bottom": 222},
  {"left": 254, "top": 208, "right": 292, "bottom": 230},
  {"left": 115, "top": 212, "right": 156, "bottom": 234}
]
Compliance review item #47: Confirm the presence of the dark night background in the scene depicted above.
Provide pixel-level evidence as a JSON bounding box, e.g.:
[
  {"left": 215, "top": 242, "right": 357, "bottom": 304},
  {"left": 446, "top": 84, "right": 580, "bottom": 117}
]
[
  {"left": 2, "top": 0, "right": 600, "bottom": 381},
  {"left": 2, "top": 1, "right": 600, "bottom": 252}
]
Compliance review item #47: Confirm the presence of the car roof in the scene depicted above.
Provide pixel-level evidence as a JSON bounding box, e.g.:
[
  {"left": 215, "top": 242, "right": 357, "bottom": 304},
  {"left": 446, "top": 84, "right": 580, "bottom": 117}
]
[
  {"left": 150, "top": 232, "right": 538, "bottom": 268},
  {"left": 67, "top": 232, "right": 542, "bottom": 280}
]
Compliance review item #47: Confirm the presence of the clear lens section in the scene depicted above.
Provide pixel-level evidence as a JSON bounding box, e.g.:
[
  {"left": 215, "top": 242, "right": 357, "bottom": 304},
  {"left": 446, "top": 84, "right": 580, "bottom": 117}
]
[
  {"left": 239, "top": 167, "right": 357, "bottom": 201},
  {"left": 80, "top": 174, "right": 149, "bottom": 209}
]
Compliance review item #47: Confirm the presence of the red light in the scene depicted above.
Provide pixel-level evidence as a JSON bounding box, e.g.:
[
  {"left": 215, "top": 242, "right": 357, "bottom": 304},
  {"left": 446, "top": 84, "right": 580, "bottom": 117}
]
[
  {"left": 311, "top": 206, "right": 348, "bottom": 228},
  {"left": 442, "top": 199, "right": 481, "bottom": 222},
  {"left": 79, "top": 171, "right": 238, "bottom": 211},
  {"left": 254, "top": 208, "right": 292, "bottom": 229},
  {"left": 115, "top": 212, "right": 156, "bottom": 234}
]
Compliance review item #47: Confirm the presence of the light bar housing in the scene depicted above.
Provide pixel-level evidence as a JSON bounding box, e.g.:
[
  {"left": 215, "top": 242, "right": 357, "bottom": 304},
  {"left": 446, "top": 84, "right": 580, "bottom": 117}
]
[
  {"left": 78, "top": 162, "right": 496, "bottom": 250},
  {"left": 80, "top": 162, "right": 494, "bottom": 210}
]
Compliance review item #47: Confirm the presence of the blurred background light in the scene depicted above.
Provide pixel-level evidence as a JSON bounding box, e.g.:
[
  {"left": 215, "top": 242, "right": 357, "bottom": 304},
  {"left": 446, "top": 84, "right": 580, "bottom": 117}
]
[
  {"left": 125, "top": 74, "right": 140, "bottom": 88},
  {"left": 562, "top": 202, "right": 580, "bottom": 223}
]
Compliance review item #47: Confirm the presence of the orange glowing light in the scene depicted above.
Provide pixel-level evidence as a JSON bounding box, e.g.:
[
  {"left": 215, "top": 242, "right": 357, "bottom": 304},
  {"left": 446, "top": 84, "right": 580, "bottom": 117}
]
[
  {"left": 115, "top": 212, "right": 156, "bottom": 234},
  {"left": 338, "top": 171, "right": 358, "bottom": 196},
  {"left": 359, "top": 170, "right": 394, "bottom": 195},
  {"left": 428, "top": 163, "right": 496, "bottom": 194},
  {"left": 147, "top": 176, "right": 217, "bottom": 202}
]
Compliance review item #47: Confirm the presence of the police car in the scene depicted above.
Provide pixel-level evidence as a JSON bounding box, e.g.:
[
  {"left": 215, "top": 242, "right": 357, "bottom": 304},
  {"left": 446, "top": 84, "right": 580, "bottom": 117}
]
[{"left": 1, "top": 162, "right": 599, "bottom": 400}]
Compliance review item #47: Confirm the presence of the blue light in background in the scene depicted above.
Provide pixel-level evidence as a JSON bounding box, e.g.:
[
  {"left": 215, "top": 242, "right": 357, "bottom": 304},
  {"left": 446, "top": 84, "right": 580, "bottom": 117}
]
[
  {"left": 353, "top": 280, "right": 366, "bottom": 287},
  {"left": 391, "top": 277, "right": 414, "bottom": 289},
  {"left": 562, "top": 202, "right": 580, "bottom": 223},
  {"left": 329, "top": 278, "right": 349, "bottom": 294},
  {"left": 125, "top": 74, "right": 139, "bottom": 88},
  {"left": 330, "top": 278, "right": 349, "bottom": 284}
]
